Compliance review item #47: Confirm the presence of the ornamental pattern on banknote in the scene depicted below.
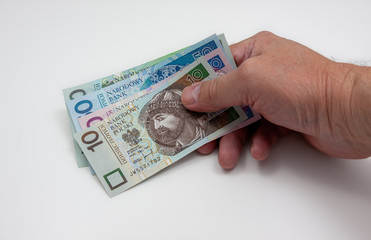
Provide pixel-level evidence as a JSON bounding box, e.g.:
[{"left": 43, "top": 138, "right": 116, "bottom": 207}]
[
  {"left": 101, "top": 67, "right": 154, "bottom": 88},
  {"left": 150, "top": 65, "right": 182, "bottom": 85},
  {"left": 125, "top": 136, "right": 160, "bottom": 170},
  {"left": 101, "top": 75, "right": 120, "bottom": 88},
  {"left": 208, "top": 55, "right": 225, "bottom": 71}
]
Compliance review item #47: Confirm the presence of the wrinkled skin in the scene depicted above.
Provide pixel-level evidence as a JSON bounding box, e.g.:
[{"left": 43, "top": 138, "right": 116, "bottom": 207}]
[{"left": 182, "top": 31, "right": 371, "bottom": 169}]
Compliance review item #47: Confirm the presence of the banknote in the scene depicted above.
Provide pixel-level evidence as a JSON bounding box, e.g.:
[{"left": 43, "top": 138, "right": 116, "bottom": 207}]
[
  {"left": 77, "top": 48, "right": 234, "bottom": 130},
  {"left": 64, "top": 34, "right": 231, "bottom": 103},
  {"left": 63, "top": 49, "right": 184, "bottom": 168},
  {"left": 66, "top": 35, "right": 225, "bottom": 168},
  {"left": 64, "top": 34, "right": 222, "bottom": 167},
  {"left": 65, "top": 33, "right": 259, "bottom": 169},
  {"left": 63, "top": 50, "right": 183, "bottom": 101},
  {"left": 74, "top": 58, "right": 248, "bottom": 197},
  {"left": 67, "top": 35, "right": 225, "bottom": 133}
]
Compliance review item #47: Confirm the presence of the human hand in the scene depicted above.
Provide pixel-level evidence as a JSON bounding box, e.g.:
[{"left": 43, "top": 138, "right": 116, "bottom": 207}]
[{"left": 182, "top": 31, "right": 371, "bottom": 169}]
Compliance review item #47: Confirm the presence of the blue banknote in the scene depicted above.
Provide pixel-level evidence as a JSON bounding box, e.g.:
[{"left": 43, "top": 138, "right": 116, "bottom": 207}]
[{"left": 66, "top": 35, "right": 225, "bottom": 133}]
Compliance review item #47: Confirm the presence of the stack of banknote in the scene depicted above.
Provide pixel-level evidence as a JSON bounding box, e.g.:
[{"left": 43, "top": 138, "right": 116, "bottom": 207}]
[{"left": 63, "top": 34, "right": 261, "bottom": 197}]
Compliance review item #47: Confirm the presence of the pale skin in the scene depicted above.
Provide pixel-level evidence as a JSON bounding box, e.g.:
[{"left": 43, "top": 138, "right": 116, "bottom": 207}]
[{"left": 181, "top": 31, "right": 371, "bottom": 169}]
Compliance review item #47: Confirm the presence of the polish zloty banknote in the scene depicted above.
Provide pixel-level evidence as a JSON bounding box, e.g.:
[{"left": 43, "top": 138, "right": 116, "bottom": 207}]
[
  {"left": 63, "top": 49, "right": 183, "bottom": 101},
  {"left": 65, "top": 34, "right": 222, "bottom": 167},
  {"left": 63, "top": 49, "right": 184, "bottom": 168},
  {"left": 74, "top": 58, "right": 248, "bottom": 197},
  {"left": 77, "top": 48, "right": 234, "bottom": 131},
  {"left": 67, "top": 35, "right": 225, "bottom": 168},
  {"left": 67, "top": 35, "right": 225, "bottom": 134}
]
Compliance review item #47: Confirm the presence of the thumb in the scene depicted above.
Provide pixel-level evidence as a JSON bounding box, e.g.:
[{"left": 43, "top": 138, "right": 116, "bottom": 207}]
[{"left": 181, "top": 62, "right": 252, "bottom": 112}]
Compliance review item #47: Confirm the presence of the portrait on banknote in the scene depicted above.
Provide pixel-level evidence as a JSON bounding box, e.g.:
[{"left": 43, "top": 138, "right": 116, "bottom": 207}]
[{"left": 139, "top": 88, "right": 208, "bottom": 156}]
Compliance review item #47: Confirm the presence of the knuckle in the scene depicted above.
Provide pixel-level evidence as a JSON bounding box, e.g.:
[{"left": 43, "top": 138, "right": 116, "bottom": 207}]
[
  {"left": 257, "top": 31, "right": 274, "bottom": 39},
  {"left": 206, "top": 77, "right": 220, "bottom": 106},
  {"left": 256, "top": 31, "right": 277, "bottom": 45}
]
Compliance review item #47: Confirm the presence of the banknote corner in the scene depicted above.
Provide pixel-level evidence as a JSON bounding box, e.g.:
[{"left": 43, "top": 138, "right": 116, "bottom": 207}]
[{"left": 103, "top": 168, "right": 128, "bottom": 191}]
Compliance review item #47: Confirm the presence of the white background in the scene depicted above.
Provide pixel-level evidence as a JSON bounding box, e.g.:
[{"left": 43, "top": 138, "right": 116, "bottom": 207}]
[{"left": 1, "top": 0, "right": 370, "bottom": 239}]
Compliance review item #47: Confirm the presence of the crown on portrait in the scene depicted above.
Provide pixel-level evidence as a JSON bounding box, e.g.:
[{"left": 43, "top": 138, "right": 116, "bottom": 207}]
[{"left": 146, "top": 89, "right": 184, "bottom": 114}]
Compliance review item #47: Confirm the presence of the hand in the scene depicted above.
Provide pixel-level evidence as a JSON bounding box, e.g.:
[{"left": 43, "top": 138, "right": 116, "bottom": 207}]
[{"left": 182, "top": 31, "right": 371, "bottom": 169}]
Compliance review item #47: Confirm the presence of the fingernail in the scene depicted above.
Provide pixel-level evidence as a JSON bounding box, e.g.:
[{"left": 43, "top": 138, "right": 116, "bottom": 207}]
[{"left": 182, "top": 83, "right": 201, "bottom": 106}]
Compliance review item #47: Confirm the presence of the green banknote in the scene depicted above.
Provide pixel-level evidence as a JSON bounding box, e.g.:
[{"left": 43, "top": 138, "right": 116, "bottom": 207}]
[{"left": 74, "top": 58, "right": 247, "bottom": 197}]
